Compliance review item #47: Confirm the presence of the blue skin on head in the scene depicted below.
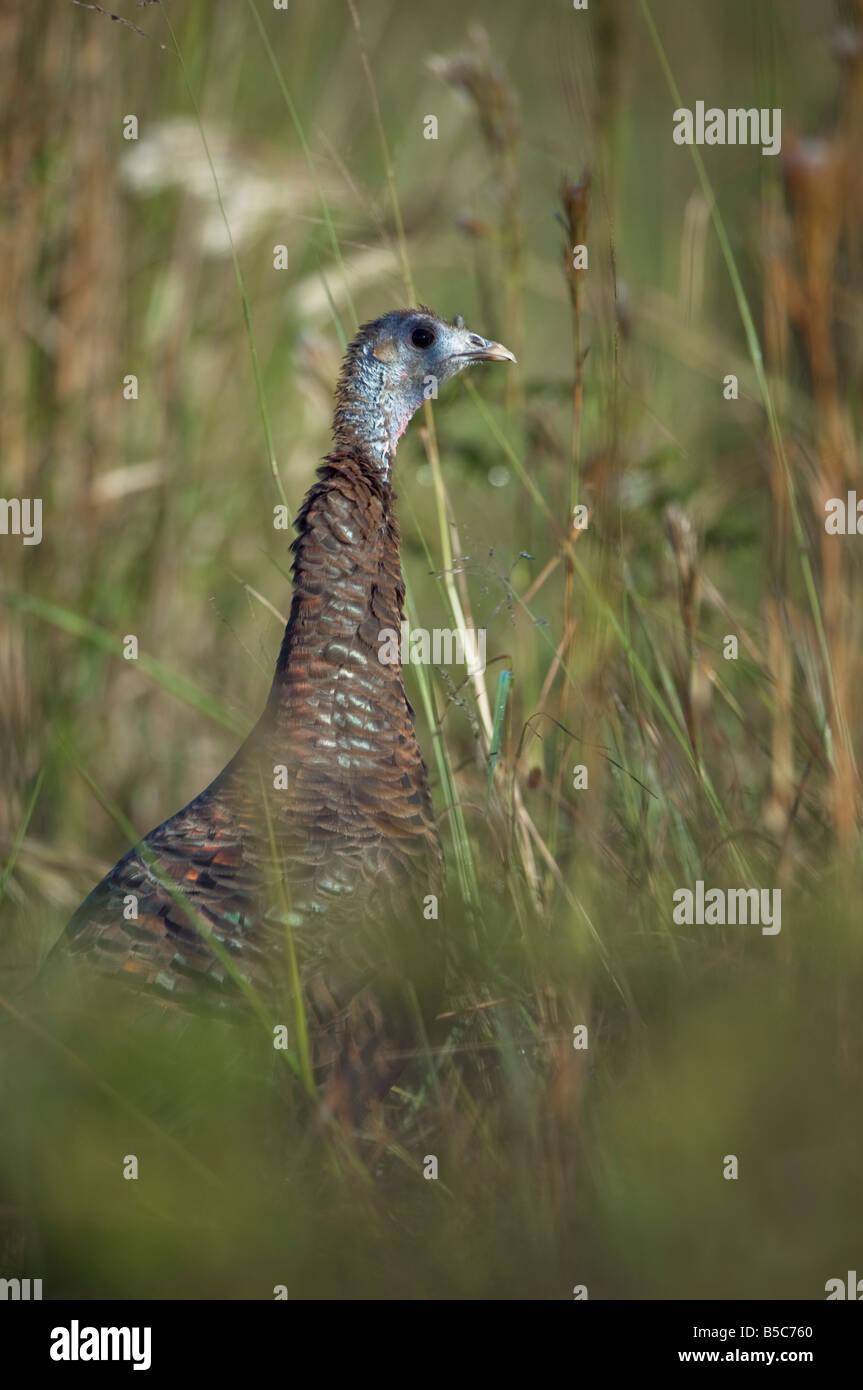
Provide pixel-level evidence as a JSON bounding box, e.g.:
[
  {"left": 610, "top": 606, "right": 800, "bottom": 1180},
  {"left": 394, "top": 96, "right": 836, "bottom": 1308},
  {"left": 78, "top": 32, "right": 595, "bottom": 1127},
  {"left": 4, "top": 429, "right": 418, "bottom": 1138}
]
[{"left": 334, "top": 308, "right": 516, "bottom": 477}]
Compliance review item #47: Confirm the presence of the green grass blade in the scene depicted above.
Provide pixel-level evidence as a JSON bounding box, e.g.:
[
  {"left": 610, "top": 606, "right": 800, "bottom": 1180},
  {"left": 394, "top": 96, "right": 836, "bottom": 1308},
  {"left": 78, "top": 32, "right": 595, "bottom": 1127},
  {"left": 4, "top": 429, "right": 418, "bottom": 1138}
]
[{"left": 1, "top": 590, "right": 249, "bottom": 736}]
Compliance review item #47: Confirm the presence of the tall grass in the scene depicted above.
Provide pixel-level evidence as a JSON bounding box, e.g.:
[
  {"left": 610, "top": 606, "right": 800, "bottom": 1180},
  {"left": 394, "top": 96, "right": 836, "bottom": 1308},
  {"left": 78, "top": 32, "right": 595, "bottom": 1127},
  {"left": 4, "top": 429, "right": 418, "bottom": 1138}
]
[{"left": 1, "top": 0, "right": 862, "bottom": 1298}]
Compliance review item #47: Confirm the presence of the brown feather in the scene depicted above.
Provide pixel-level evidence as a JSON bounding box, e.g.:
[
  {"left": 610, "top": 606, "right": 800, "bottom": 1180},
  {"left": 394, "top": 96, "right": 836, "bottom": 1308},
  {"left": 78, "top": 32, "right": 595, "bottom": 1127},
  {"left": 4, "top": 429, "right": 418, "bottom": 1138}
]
[{"left": 55, "top": 307, "right": 516, "bottom": 1122}]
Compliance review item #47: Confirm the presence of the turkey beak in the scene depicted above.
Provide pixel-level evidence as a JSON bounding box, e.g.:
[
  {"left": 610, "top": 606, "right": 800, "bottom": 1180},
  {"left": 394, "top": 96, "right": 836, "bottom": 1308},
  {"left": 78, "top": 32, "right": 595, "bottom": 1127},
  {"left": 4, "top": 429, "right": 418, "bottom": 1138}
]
[
  {"left": 472, "top": 338, "right": 517, "bottom": 364},
  {"left": 453, "top": 334, "right": 518, "bottom": 365}
]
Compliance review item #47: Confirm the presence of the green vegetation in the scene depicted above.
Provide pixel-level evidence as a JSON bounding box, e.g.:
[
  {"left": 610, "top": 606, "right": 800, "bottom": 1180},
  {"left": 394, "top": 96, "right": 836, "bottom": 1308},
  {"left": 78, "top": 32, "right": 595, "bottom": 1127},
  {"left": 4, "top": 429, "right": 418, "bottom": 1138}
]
[{"left": 1, "top": 0, "right": 862, "bottom": 1299}]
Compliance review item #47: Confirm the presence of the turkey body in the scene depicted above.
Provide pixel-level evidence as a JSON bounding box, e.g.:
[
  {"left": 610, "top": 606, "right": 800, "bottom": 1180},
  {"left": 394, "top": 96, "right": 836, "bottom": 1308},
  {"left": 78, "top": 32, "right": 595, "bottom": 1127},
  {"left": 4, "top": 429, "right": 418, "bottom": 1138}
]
[{"left": 58, "top": 307, "right": 514, "bottom": 1121}]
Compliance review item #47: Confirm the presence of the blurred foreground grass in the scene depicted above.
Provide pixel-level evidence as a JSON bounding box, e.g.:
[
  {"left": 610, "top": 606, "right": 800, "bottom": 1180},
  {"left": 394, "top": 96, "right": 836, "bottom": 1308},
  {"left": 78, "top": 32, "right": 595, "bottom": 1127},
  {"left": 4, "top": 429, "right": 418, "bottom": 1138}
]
[{"left": 1, "top": 0, "right": 863, "bottom": 1298}]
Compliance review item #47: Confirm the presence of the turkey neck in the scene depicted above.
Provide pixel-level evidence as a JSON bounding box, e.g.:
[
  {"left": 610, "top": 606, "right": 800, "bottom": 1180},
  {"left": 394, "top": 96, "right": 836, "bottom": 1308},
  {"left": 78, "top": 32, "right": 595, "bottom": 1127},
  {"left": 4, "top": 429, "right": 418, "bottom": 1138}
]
[
  {"left": 264, "top": 446, "right": 414, "bottom": 770},
  {"left": 265, "top": 334, "right": 426, "bottom": 757}
]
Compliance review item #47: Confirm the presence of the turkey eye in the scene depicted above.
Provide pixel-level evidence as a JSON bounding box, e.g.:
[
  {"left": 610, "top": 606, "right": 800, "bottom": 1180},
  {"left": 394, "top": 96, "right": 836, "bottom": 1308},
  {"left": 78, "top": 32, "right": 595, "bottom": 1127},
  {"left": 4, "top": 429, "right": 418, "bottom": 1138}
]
[{"left": 410, "top": 326, "right": 435, "bottom": 350}]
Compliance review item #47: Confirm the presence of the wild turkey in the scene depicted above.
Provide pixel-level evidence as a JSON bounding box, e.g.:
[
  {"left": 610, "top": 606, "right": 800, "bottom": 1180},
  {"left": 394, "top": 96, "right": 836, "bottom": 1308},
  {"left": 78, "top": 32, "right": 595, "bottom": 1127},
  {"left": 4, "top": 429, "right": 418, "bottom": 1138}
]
[{"left": 58, "top": 306, "right": 516, "bottom": 1123}]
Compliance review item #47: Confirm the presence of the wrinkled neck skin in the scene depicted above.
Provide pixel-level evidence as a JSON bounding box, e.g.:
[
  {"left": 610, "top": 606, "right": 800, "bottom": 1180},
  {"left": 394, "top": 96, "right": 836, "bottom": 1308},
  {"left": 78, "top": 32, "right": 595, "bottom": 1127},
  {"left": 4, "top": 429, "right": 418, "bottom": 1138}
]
[{"left": 332, "top": 342, "right": 423, "bottom": 483}]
